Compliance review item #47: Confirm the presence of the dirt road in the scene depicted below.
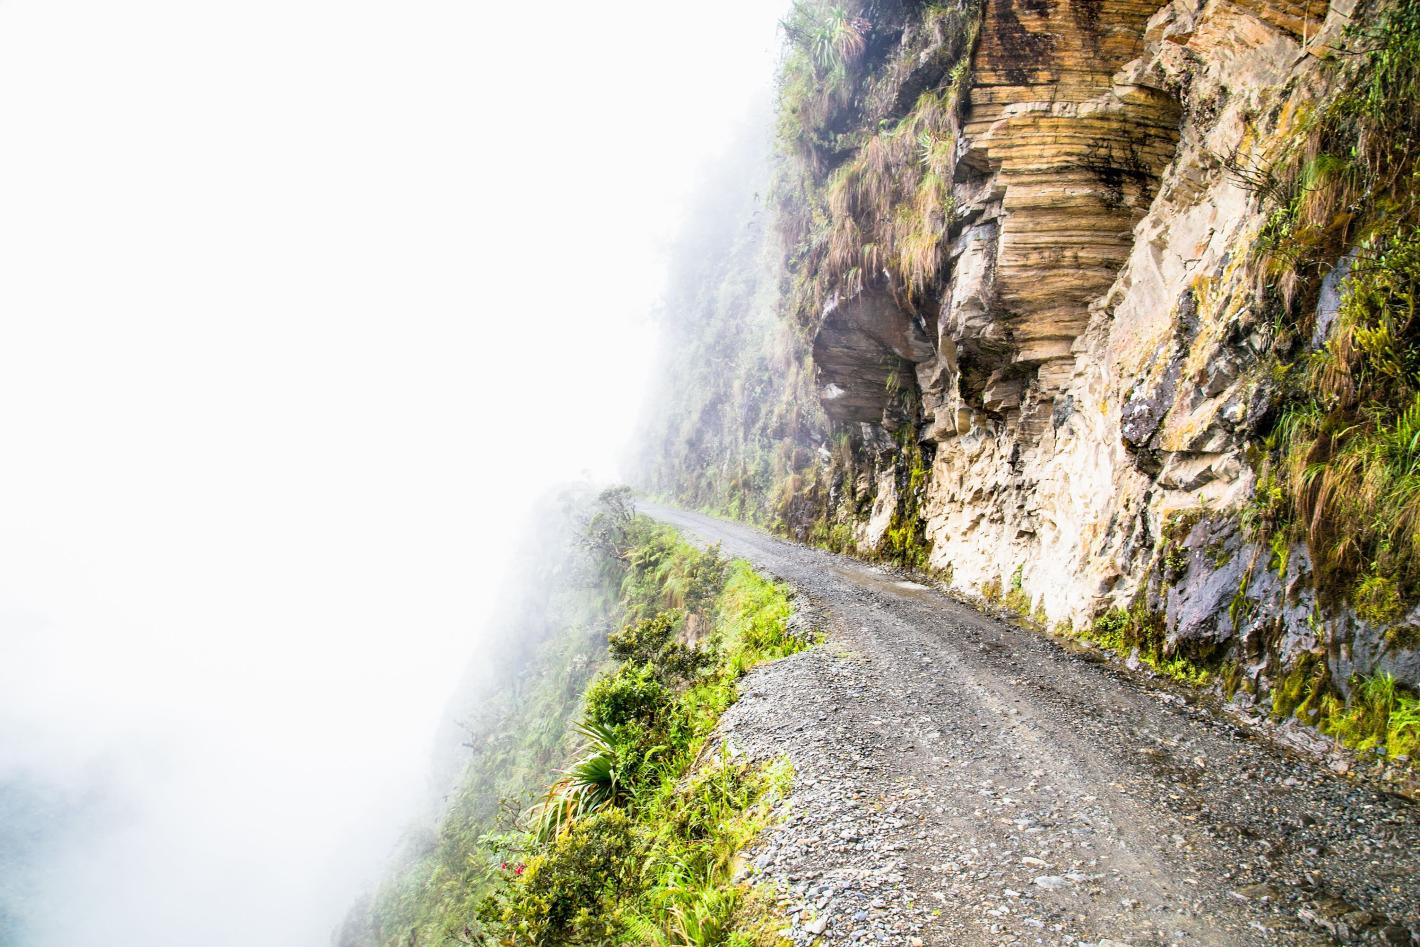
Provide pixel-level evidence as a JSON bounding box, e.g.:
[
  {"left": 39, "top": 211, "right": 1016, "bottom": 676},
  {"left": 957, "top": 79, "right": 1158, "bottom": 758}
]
[{"left": 646, "top": 503, "right": 1420, "bottom": 946}]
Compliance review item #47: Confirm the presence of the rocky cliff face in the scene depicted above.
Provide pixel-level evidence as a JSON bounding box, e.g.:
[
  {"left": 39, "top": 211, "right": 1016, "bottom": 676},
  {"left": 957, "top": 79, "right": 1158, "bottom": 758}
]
[
  {"left": 881, "top": 0, "right": 1420, "bottom": 693},
  {"left": 642, "top": 0, "right": 1420, "bottom": 746}
]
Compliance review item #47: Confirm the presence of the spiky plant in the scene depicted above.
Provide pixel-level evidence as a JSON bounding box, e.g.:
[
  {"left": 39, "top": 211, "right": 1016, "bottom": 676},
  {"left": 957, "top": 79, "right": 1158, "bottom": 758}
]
[
  {"left": 670, "top": 887, "right": 740, "bottom": 947},
  {"left": 534, "top": 720, "right": 624, "bottom": 840},
  {"left": 782, "top": 2, "right": 868, "bottom": 74}
]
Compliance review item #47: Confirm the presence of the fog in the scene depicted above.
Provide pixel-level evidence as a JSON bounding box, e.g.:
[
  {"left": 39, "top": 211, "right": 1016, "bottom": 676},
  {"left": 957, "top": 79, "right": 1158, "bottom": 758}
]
[{"left": 0, "top": 2, "right": 783, "bottom": 945}]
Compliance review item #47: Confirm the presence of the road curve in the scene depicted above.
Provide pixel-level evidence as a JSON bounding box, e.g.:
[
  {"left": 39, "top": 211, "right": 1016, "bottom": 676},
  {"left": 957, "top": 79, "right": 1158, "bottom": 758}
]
[{"left": 645, "top": 502, "right": 1420, "bottom": 947}]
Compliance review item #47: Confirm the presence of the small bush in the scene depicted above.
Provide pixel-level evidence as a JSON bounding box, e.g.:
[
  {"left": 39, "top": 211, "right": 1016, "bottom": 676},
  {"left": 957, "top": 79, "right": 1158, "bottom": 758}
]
[
  {"left": 585, "top": 663, "right": 674, "bottom": 732},
  {"left": 484, "top": 808, "right": 638, "bottom": 945},
  {"left": 609, "top": 610, "right": 712, "bottom": 683}
]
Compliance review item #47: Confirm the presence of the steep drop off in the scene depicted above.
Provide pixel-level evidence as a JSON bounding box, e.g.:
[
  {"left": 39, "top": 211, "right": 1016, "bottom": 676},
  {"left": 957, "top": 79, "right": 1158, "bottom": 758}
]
[
  {"left": 338, "top": 491, "right": 809, "bottom": 946},
  {"left": 638, "top": 0, "right": 1420, "bottom": 765}
]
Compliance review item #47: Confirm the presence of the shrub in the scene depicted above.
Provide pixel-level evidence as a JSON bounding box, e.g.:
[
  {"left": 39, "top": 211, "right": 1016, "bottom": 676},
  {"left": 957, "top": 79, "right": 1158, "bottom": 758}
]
[
  {"left": 609, "top": 610, "right": 711, "bottom": 683},
  {"left": 485, "top": 808, "right": 638, "bottom": 946},
  {"left": 584, "top": 662, "right": 674, "bottom": 731}
]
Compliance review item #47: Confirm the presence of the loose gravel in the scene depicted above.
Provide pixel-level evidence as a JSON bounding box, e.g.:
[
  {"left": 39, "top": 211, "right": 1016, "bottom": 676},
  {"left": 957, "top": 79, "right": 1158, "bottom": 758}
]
[{"left": 647, "top": 504, "right": 1420, "bottom": 947}]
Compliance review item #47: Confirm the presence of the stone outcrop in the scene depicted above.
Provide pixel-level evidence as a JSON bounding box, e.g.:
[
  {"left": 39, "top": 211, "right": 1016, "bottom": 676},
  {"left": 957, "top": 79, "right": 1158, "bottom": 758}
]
[
  {"left": 793, "top": 0, "right": 1418, "bottom": 695},
  {"left": 639, "top": 0, "right": 1418, "bottom": 711},
  {"left": 813, "top": 289, "right": 935, "bottom": 426},
  {"left": 964, "top": 0, "right": 1182, "bottom": 374}
]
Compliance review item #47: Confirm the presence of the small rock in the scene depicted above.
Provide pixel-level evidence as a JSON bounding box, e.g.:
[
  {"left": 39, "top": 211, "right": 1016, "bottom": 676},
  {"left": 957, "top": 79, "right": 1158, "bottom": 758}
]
[
  {"left": 1381, "top": 924, "right": 1416, "bottom": 945},
  {"left": 1230, "top": 883, "right": 1278, "bottom": 902}
]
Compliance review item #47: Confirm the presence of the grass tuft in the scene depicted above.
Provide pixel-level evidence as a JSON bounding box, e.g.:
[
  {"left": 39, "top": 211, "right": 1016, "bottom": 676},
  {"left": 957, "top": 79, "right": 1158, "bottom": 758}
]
[{"left": 1247, "top": 0, "right": 1420, "bottom": 617}]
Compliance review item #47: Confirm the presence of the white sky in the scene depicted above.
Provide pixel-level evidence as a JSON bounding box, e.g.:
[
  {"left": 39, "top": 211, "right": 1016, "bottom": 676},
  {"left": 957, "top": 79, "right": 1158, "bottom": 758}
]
[{"left": 0, "top": 2, "right": 784, "bottom": 945}]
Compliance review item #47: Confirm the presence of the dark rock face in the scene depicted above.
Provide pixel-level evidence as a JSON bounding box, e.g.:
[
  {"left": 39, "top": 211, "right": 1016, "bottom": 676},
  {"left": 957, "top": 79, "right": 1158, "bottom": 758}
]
[
  {"left": 1121, "top": 343, "right": 1183, "bottom": 451},
  {"left": 1162, "top": 515, "right": 1249, "bottom": 647},
  {"left": 813, "top": 290, "right": 936, "bottom": 426}
]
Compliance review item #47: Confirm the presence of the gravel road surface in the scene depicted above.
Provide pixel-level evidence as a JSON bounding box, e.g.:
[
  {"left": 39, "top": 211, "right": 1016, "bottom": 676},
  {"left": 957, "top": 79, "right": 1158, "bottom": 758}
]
[{"left": 646, "top": 503, "right": 1420, "bottom": 947}]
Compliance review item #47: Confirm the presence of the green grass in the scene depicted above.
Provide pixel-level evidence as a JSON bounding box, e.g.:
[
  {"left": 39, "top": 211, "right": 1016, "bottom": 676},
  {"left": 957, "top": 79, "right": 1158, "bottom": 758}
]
[
  {"left": 473, "top": 522, "right": 809, "bottom": 946},
  {"left": 1320, "top": 672, "right": 1420, "bottom": 759},
  {"left": 1273, "top": 657, "right": 1420, "bottom": 762},
  {"left": 1078, "top": 604, "right": 1215, "bottom": 686},
  {"left": 1246, "top": 0, "right": 1420, "bottom": 616}
]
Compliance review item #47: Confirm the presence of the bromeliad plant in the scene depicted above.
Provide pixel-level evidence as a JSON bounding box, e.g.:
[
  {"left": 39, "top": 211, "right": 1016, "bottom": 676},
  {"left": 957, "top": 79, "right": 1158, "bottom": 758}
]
[{"left": 533, "top": 720, "right": 627, "bottom": 842}]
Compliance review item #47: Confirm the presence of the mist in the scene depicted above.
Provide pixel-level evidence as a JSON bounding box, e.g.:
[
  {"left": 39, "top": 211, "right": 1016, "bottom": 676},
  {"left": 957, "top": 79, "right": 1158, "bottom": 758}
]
[{"left": 0, "top": 2, "right": 785, "bottom": 945}]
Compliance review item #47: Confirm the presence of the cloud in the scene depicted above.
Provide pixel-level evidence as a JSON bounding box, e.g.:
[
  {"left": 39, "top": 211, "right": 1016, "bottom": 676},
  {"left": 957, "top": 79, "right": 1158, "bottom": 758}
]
[{"left": 0, "top": 1, "right": 785, "bottom": 944}]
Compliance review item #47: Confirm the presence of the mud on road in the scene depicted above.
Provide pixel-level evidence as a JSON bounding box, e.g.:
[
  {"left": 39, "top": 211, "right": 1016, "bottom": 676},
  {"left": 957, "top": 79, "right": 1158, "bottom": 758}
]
[{"left": 646, "top": 504, "right": 1420, "bottom": 947}]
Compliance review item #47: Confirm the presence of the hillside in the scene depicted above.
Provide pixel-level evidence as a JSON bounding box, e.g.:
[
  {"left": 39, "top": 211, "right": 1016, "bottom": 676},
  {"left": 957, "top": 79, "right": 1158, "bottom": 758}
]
[
  {"left": 337, "top": 490, "right": 810, "bottom": 946},
  {"left": 638, "top": 0, "right": 1420, "bottom": 771}
]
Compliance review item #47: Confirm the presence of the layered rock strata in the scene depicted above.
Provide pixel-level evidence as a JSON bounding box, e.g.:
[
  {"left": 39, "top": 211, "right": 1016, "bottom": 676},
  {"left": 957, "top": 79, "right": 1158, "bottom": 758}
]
[{"left": 807, "top": 0, "right": 1418, "bottom": 691}]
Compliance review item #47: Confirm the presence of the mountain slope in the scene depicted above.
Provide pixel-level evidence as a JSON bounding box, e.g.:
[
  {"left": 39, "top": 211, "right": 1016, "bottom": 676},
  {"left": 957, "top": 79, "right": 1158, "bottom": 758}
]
[{"left": 637, "top": 0, "right": 1420, "bottom": 767}]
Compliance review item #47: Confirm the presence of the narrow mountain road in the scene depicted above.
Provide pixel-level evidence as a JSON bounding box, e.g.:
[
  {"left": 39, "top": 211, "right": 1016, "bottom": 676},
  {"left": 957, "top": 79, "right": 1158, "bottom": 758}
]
[{"left": 645, "top": 504, "right": 1420, "bottom": 947}]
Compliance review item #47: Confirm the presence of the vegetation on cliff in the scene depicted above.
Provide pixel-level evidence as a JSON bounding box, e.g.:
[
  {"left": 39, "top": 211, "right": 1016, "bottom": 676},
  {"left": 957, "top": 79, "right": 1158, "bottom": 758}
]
[
  {"left": 778, "top": 0, "right": 981, "bottom": 316},
  {"left": 344, "top": 491, "right": 808, "bottom": 946},
  {"left": 632, "top": 126, "right": 834, "bottom": 538},
  {"left": 632, "top": 0, "right": 1420, "bottom": 774},
  {"left": 1233, "top": 0, "right": 1420, "bottom": 755},
  {"left": 641, "top": 0, "right": 985, "bottom": 569},
  {"left": 1250, "top": 0, "right": 1420, "bottom": 614}
]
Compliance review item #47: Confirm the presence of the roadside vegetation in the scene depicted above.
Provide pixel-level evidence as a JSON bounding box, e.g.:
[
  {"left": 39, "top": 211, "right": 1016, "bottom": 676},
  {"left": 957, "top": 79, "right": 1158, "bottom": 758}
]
[
  {"left": 352, "top": 491, "right": 809, "bottom": 946},
  {"left": 1232, "top": 0, "right": 1420, "bottom": 756},
  {"left": 1245, "top": 0, "right": 1420, "bottom": 618},
  {"left": 1271, "top": 656, "right": 1420, "bottom": 761}
]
